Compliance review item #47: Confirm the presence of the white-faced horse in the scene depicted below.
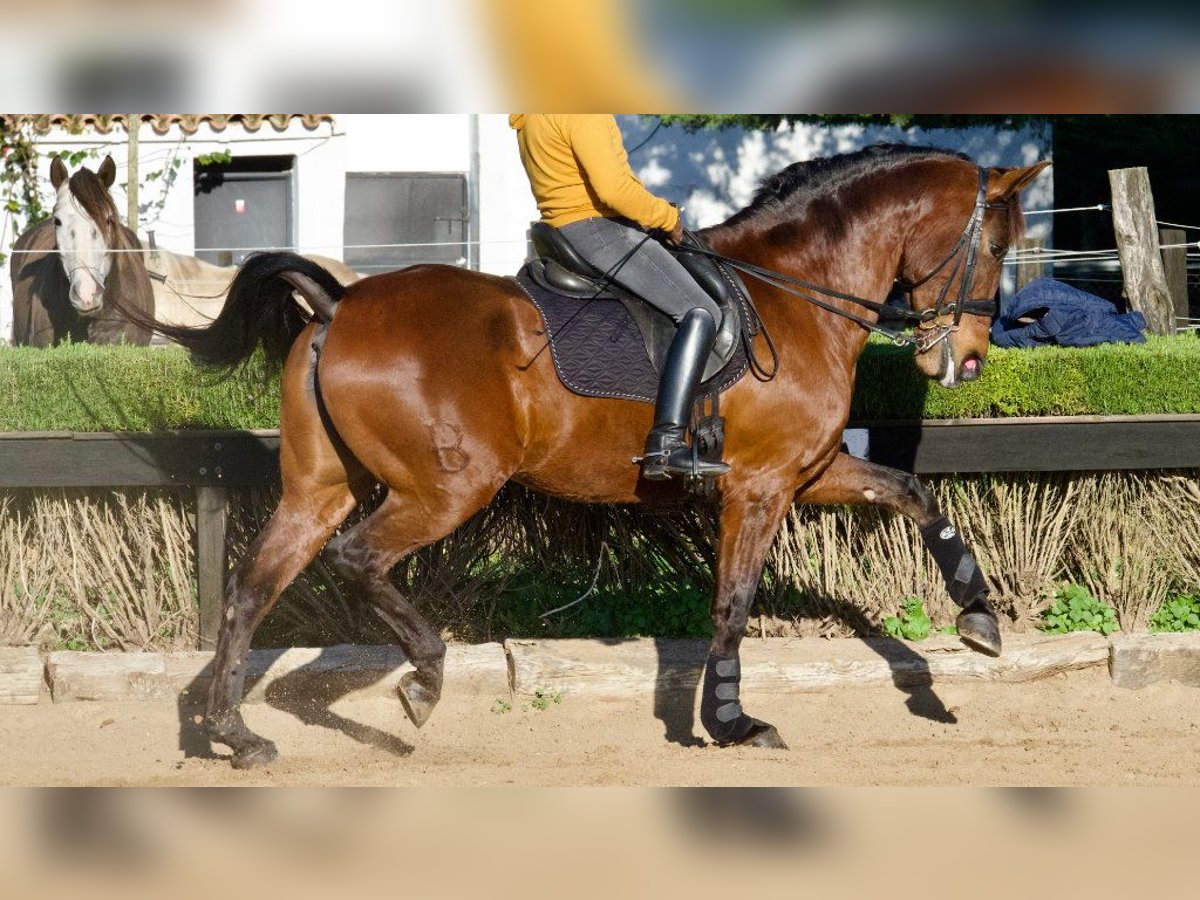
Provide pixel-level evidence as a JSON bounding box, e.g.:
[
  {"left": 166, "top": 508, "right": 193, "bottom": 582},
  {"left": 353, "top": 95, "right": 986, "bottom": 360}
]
[{"left": 11, "top": 155, "right": 155, "bottom": 346}]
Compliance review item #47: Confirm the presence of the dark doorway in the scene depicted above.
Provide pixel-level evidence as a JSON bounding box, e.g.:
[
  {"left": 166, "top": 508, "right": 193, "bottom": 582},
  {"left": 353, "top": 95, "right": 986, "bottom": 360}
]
[{"left": 194, "top": 155, "right": 295, "bottom": 267}]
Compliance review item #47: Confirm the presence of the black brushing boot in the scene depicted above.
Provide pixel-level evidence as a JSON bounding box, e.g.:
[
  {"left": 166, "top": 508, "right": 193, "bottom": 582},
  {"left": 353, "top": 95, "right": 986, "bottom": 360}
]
[{"left": 640, "top": 308, "right": 731, "bottom": 481}]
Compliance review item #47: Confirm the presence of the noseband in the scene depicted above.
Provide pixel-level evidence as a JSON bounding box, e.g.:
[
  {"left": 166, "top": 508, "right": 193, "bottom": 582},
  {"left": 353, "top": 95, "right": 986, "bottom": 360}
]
[{"left": 684, "top": 166, "right": 1007, "bottom": 353}]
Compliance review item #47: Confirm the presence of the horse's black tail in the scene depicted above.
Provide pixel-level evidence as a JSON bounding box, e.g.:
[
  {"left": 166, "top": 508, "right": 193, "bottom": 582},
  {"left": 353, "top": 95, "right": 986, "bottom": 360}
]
[{"left": 119, "top": 252, "right": 346, "bottom": 375}]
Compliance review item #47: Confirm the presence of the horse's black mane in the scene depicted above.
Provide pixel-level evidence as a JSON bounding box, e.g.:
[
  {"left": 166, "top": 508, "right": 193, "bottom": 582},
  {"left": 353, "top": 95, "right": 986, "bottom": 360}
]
[{"left": 718, "top": 143, "right": 971, "bottom": 230}]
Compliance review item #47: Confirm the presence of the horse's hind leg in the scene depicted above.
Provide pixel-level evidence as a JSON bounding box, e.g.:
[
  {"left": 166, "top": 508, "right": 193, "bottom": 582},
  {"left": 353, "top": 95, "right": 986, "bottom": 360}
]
[
  {"left": 204, "top": 478, "right": 361, "bottom": 768},
  {"left": 796, "top": 452, "right": 1001, "bottom": 656},
  {"left": 324, "top": 482, "right": 504, "bottom": 729},
  {"left": 204, "top": 336, "right": 369, "bottom": 769}
]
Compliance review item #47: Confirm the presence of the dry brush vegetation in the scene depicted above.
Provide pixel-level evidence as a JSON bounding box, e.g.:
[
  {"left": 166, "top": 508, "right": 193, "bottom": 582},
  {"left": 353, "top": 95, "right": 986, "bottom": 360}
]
[{"left": 1, "top": 471, "right": 1196, "bottom": 650}]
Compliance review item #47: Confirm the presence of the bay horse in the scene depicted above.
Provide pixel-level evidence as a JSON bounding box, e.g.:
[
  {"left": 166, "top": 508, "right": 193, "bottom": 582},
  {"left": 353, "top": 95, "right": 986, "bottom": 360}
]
[
  {"left": 11, "top": 155, "right": 154, "bottom": 346},
  {"left": 140, "top": 145, "right": 1048, "bottom": 768}
]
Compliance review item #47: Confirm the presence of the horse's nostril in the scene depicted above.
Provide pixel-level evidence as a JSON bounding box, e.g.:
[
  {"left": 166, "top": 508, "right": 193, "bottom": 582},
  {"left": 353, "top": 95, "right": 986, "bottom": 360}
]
[{"left": 960, "top": 357, "right": 983, "bottom": 381}]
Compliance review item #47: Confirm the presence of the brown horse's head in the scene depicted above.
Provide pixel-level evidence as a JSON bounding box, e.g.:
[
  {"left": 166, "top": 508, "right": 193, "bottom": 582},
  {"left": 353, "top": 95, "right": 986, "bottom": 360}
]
[
  {"left": 50, "top": 155, "right": 121, "bottom": 317},
  {"left": 903, "top": 160, "right": 1050, "bottom": 388}
]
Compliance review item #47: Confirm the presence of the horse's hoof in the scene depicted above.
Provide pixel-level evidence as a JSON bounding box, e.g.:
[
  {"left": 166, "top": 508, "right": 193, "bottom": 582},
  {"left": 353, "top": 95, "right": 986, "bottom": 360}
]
[
  {"left": 737, "top": 721, "right": 789, "bottom": 750},
  {"left": 957, "top": 609, "right": 1002, "bottom": 657},
  {"left": 231, "top": 739, "right": 278, "bottom": 770},
  {"left": 398, "top": 671, "right": 441, "bottom": 729}
]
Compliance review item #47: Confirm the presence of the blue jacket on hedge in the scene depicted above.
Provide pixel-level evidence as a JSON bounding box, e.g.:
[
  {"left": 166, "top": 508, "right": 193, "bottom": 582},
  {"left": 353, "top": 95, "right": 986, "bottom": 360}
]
[{"left": 991, "top": 277, "right": 1147, "bottom": 348}]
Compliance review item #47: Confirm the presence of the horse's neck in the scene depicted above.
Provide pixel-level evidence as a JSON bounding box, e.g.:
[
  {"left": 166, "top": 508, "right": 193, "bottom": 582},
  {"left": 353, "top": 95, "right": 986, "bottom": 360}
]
[
  {"left": 706, "top": 217, "right": 895, "bottom": 358},
  {"left": 105, "top": 227, "right": 150, "bottom": 298}
]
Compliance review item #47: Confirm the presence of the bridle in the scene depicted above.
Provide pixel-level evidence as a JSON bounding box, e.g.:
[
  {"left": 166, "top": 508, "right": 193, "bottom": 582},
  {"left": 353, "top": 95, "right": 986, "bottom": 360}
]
[
  {"left": 684, "top": 166, "right": 1009, "bottom": 355},
  {"left": 895, "top": 167, "right": 1009, "bottom": 348}
]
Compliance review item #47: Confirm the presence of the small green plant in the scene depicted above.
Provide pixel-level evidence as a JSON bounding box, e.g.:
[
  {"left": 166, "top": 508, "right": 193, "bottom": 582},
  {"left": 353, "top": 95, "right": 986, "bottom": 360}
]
[
  {"left": 1149, "top": 594, "right": 1200, "bottom": 633},
  {"left": 490, "top": 698, "right": 512, "bottom": 715},
  {"left": 1040, "top": 584, "right": 1119, "bottom": 635},
  {"left": 530, "top": 687, "right": 562, "bottom": 711},
  {"left": 195, "top": 149, "right": 234, "bottom": 166},
  {"left": 883, "top": 598, "right": 932, "bottom": 641}
]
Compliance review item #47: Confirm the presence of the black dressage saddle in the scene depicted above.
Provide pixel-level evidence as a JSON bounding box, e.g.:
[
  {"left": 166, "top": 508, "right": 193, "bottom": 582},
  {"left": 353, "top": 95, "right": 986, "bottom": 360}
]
[{"left": 513, "top": 222, "right": 748, "bottom": 405}]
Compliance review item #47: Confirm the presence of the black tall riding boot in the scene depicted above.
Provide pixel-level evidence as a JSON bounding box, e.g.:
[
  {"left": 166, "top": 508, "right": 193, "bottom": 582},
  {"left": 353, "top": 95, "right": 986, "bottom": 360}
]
[{"left": 640, "top": 308, "right": 731, "bottom": 481}]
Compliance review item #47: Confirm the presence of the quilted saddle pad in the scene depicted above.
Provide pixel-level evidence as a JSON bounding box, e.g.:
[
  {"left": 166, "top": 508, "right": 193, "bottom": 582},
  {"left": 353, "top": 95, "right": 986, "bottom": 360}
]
[{"left": 513, "top": 263, "right": 749, "bottom": 404}]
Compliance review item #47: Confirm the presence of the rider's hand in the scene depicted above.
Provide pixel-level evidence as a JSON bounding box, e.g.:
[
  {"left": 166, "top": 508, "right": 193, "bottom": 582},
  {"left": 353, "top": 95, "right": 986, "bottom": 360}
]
[{"left": 667, "top": 222, "right": 685, "bottom": 246}]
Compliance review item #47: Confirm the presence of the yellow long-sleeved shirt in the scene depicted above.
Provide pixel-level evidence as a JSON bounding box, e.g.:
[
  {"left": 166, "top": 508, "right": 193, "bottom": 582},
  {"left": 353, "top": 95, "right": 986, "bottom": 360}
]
[{"left": 510, "top": 114, "right": 679, "bottom": 232}]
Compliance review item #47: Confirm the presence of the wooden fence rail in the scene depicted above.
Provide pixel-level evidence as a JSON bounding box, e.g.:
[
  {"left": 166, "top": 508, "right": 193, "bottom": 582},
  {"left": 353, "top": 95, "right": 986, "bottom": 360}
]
[{"left": 4, "top": 419, "right": 1200, "bottom": 648}]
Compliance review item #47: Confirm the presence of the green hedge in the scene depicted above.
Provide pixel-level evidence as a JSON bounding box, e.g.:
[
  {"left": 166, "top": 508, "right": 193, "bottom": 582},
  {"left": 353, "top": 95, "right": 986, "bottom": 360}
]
[
  {"left": 1, "top": 335, "right": 1198, "bottom": 432},
  {"left": 853, "top": 334, "right": 1200, "bottom": 419}
]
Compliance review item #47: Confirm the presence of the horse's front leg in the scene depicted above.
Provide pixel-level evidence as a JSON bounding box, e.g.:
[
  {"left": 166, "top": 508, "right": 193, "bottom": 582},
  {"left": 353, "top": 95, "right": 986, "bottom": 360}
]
[
  {"left": 703, "top": 485, "right": 794, "bottom": 749},
  {"left": 796, "top": 452, "right": 1001, "bottom": 656}
]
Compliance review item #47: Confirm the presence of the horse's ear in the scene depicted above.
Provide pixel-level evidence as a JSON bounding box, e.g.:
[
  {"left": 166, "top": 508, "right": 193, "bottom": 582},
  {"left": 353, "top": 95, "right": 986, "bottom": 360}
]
[
  {"left": 50, "top": 156, "right": 68, "bottom": 190},
  {"left": 98, "top": 155, "right": 117, "bottom": 188},
  {"left": 986, "top": 160, "right": 1051, "bottom": 202}
]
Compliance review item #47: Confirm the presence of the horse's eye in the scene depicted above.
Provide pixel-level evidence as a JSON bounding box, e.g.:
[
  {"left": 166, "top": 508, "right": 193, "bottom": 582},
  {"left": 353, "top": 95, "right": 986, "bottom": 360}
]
[
  {"left": 989, "top": 242, "right": 1007, "bottom": 259},
  {"left": 53, "top": 217, "right": 62, "bottom": 227}
]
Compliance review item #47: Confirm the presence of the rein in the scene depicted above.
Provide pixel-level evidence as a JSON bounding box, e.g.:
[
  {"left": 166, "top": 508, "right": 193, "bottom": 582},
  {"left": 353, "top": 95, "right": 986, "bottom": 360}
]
[{"left": 686, "top": 167, "right": 1007, "bottom": 353}]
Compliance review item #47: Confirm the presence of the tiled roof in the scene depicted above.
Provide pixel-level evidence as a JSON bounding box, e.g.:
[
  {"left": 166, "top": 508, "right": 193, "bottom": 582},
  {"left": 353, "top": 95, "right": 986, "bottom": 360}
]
[{"left": 1, "top": 114, "right": 334, "bottom": 135}]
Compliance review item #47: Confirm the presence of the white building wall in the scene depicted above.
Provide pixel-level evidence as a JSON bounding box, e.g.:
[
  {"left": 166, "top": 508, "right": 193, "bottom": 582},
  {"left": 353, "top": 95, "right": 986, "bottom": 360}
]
[
  {"left": 339, "top": 114, "right": 469, "bottom": 172},
  {"left": 480, "top": 113, "right": 540, "bottom": 275}
]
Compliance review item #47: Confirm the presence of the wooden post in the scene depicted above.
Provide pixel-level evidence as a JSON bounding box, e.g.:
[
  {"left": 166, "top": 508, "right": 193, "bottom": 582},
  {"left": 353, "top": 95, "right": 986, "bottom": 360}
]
[
  {"left": 1015, "top": 237, "right": 1045, "bottom": 291},
  {"left": 1108, "top": 166, "right": 1173, "bottom": 335},
  {"left": 1159, "top": 228, "right": 1187, "bottom": 332},
  {"left": 196, "top": 485, "right": 228, "bottom": 650},
  {"left": 126, "top": 114, "right": 139, "bottom": 232}
]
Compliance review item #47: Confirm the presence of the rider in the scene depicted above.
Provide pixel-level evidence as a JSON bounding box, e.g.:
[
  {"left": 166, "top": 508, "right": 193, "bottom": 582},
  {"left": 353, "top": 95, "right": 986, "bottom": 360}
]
[{"left": 510, "top": 113, "right": 729, "bottom": 480}]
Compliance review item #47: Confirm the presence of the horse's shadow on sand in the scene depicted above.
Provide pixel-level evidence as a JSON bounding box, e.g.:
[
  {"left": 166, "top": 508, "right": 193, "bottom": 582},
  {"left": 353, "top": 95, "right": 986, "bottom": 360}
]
[
  {"left": 648, "top": 632, "right": 956, "bottom": 750},
  {"left": 177, "top": 649, "right": 415, "bottom": 762}
]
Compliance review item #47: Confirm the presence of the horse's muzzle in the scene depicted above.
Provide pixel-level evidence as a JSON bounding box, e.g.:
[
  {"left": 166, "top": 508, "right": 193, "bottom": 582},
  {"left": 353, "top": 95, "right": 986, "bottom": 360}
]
[
  {"left": 959, "top": 355, "right": 984, "bottom": 382},
  {"left": 70, "top": 289, "right": 104, "bottom": 317}
]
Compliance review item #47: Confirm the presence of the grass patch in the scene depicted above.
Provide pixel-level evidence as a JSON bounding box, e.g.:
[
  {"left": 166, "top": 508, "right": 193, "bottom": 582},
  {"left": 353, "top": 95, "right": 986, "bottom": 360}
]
[{"left": 0, "top": 343, "right": 279, "bottom": 432}]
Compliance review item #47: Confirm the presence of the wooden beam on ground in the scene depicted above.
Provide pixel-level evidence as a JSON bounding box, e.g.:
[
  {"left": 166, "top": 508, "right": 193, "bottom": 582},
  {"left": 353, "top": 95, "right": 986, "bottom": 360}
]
[
  {"left": 1109, "top": 634, "right": 1200, "bottom": 689},
  {"left": 43, "top": 643, "right": 510, "bottom": 703},
  {"left": 0, "top": 646, "right": 43, "bottom": 704},
  {"left": 505, "top": 633, "right": 1110, "bottom": 698},
  {"left": 1109, "top": 166, "right": 1174, "bottom": 335}
]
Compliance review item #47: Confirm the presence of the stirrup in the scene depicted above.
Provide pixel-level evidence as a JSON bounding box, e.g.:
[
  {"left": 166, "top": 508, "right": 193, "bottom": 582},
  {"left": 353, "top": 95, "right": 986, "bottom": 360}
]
[{"left": 636, "top": 442, "right": 730, "bottom": 481}]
